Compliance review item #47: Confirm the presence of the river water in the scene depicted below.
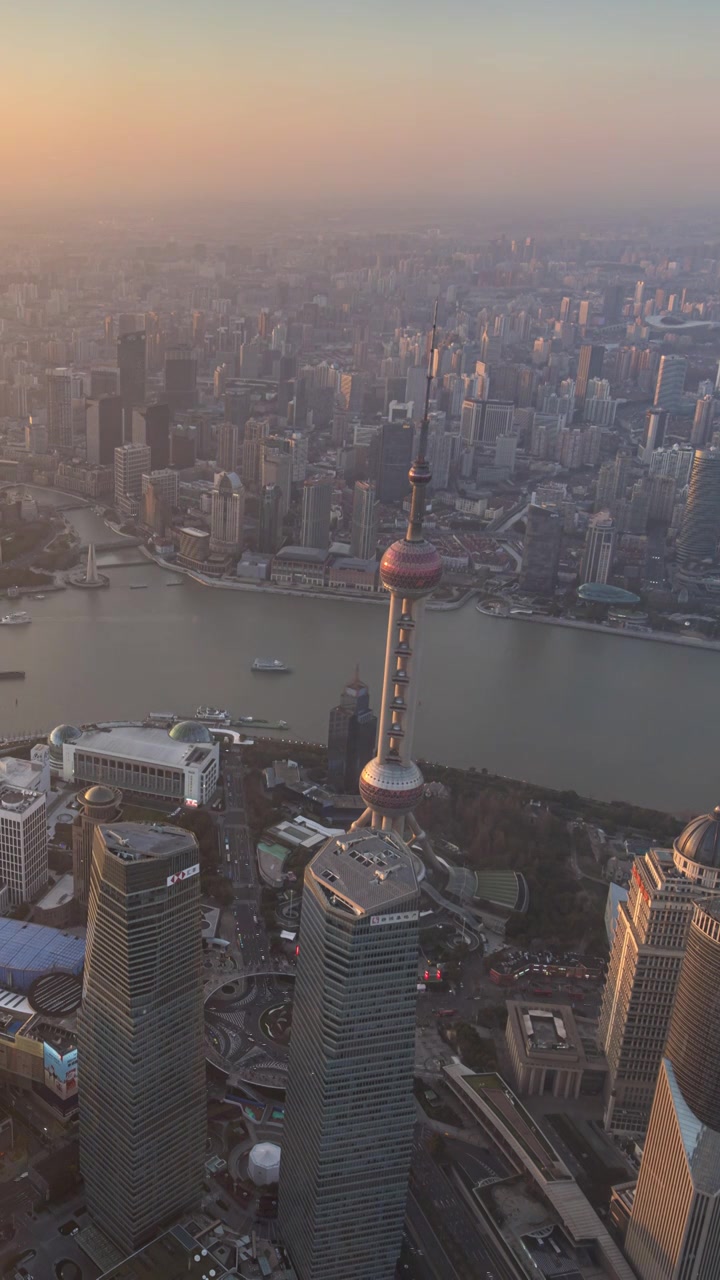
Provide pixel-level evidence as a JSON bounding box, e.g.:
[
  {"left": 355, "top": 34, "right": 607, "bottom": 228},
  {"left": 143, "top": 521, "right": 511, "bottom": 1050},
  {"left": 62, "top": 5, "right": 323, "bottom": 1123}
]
[{"left": 0, "top": 490, "right": 716, "bottom": 816}]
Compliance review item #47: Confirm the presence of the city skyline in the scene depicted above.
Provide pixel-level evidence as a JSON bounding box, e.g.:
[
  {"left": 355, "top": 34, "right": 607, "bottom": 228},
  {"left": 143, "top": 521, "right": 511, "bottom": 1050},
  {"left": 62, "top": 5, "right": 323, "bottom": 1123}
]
[{"left": 1, "top": 2, "right": 719, "bottom": 211}]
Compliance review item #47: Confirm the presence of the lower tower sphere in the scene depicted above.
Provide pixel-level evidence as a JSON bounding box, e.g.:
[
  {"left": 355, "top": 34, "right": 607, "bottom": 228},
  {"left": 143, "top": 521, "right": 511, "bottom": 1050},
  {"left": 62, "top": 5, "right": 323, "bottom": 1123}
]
[{"left": 358, "top": 757, "right": 425, "bottom": 816}]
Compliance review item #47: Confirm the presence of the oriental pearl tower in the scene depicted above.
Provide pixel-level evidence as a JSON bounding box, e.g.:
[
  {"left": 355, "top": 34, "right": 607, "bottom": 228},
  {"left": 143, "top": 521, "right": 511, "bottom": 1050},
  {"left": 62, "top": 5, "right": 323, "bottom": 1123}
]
[{"left": 352, "top": 306, "right": 442, "bottom": 845}]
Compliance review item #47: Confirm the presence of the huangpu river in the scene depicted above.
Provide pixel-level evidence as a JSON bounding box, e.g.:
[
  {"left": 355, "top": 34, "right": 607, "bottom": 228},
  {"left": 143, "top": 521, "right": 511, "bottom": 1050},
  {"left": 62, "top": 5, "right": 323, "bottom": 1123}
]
[{"left": 1, "top": 489, "right": 717, "bottom": 816}]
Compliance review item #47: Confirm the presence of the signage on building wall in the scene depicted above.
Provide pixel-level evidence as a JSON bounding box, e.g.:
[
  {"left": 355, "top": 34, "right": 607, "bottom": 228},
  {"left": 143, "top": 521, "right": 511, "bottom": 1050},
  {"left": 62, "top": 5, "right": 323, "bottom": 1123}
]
[
  {"left": 370, "top": 911, "right": 419, "bottom": 926},
  {"left": 166, "top": 863, "right": 200, "bottom": 886}
]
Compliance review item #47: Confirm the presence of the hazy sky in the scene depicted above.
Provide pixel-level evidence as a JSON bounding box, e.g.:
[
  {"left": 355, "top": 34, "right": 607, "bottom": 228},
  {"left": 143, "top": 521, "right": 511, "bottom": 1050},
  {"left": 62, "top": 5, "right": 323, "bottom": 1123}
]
[{"left": 1, "top": 0, "right": 718, "bottom": 212}]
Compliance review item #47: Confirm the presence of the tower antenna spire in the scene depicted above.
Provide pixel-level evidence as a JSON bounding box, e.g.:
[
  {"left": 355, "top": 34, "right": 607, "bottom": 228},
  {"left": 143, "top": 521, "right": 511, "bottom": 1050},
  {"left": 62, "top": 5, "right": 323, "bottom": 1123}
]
[{"left": 406, "top": 299, "right": 438, "bottom": 543}]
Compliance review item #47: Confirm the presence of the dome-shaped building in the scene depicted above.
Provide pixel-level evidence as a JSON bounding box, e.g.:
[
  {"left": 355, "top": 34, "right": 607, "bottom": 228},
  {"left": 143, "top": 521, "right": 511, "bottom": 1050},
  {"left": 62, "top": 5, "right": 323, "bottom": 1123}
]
[
  {"left": 168, "top": 720, "right": 214, "bottom": 744},
  {"left": 48, "top": 725, "right": 81, "bottom": 771},
  {"left": 73, "top": 784, "right": 122, "bottom": 912},
  {"left": 248, "top": 1142, "right": 281, "bottom": 1187},
  {"left": 673, "top": 806, "right": 720, "bottom": 890},
  {"left": 380, "top": 538, "right": 443, "bottom": 599}
]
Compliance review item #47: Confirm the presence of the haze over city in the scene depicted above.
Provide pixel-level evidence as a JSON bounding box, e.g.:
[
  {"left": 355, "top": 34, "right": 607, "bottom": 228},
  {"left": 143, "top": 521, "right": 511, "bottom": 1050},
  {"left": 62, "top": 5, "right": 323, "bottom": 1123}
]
[{"left": 2, "top": 0, "right": 719, "bottom": 212}]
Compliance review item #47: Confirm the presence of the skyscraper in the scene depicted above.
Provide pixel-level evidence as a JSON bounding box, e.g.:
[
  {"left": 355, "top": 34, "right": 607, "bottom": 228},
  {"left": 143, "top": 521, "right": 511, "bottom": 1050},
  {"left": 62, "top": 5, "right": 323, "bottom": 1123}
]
[
  {"left": 300, "top": 477, "right": 333, "bottom": 550},
  {"left": 327, "top": 669, "right": 377, "bottom": 792},
  {"left": 114, "top": 443, "right": 151, "bottom": 518},
  {"left": 519, "top": 504, "right": 562, "bottom": 595},
  {"left": 131, "top": 402, "right": 171, "bottom": 470},
  {"left": 242, "top": 417, "right": 270, "bottom": 486},
  {"left": 118, "top": 331, "right": 146, "bottom": 438},
  {"left": 643, "top": 407, "right": 669, "bottom": 462},
  {"left": 278, "top": 829, "right": 420, "bottom": 1280},
  {"left": 86, "top": 395, "right": 123, "bottom": 465},
  {"left": 216, "top": 422, "right": 240, "bottom": 473},
  {"left": 210, "top": 471, "right": 245, "bottom": 555},
  {"left": 625, "top": 897, "right": 720, "bottom": 1279},
  {"left": 350, "top": 481, "right": 379, "bottom": 560},
  {"left": 164, "top": 344, "right": 197, "bottom": 412},
  {"left": 0, "top": 784, "right": 48, "bottom": 906},
  {"left": 258, "top": 483, "right": 284, "bottom": 553},
  {"left": 691, "top": 395, "right": 715, "bottom": 448},
  {"left": 262, "top": 439, "right": 293, "bottom": 515},
  {"left": 375, "top": 420, "right": 414, "bottom": 504},
  {"left": 79, "top": 822, "right": 206, "bottom": 1253},
  {"left": 575, "top": 344, "right": 605, "bottom": 409},
  {"left": 46, "top": 368, "right": 73, "bottom": 450},
  {"left": 582, "top": 512, "right": 616, "bottom": 584},
  {"left": 654, "top": 354, "right": 687, "bottom": 412},
  {"left": 675, "top": 449, "right": 720, "bottom": 567}
]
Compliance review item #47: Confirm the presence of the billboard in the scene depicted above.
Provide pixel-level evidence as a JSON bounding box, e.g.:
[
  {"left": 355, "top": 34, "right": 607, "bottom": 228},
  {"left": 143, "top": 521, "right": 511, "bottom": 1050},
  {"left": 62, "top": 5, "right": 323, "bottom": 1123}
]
[{"left": 43, "top": 1043, "right": 78, "bottom": 1101}]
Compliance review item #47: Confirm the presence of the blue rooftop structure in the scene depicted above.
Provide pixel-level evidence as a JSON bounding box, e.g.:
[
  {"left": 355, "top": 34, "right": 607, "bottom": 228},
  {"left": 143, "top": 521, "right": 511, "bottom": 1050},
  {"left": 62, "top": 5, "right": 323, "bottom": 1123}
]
[
  {"left": 577, "top": 583, "right": 641, "bottom": 605},
  {"left": 0, "top": 919, "right": 85, "bottom": 993}
]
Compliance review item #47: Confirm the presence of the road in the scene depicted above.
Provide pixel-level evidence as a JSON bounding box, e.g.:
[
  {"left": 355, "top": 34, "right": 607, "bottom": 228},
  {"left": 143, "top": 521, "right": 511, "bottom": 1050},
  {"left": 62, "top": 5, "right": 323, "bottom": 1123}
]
[
  {"left": 221, "top": 750, "right": 269, "bottom": 971},
  {"left": 408, "top": 1132, "right": 503, "bottom": 1280}
]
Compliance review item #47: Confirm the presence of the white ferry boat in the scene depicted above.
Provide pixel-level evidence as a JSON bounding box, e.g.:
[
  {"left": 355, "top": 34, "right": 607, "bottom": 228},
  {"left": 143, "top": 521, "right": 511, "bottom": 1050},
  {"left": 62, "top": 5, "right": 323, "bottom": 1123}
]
[
  {"left": 195, "top": 706, "right": 232, "bottom": 724},
  {"left": 251, "top": 659, "right": 291, "bottom": 673},
  {"left": 0, "top": 612, "right": 31, "bottom": 626}
]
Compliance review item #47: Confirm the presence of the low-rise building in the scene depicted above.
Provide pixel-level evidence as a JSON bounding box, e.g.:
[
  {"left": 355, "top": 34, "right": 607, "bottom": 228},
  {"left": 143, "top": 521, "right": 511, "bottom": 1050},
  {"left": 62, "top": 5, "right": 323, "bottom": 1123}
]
[
  {"left": 505, "top": 1000, "right": 608, "bottom": 1099},
  {"left": 256, "top": 841, "right": 289, "bottom": 888},
  {"left": 0, "top": 754, "right": 50, "bottom": 794},
  {"left": 62, "top": 722, "right": 219, "bottom": 805},
  {"left": 326, "top": 554, "right": 377, "bottom": 592},
  {"left": 271, "top": 546, "right": 327, "bottom": 587}
]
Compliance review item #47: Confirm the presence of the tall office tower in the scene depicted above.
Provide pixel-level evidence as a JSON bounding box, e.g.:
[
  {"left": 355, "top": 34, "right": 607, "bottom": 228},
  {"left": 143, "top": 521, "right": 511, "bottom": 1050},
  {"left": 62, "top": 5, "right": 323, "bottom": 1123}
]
[
  {"left": 79, "top": 823, "right": 205, "bottom": 1253},
  {"left": 403, "top": 365, "right": 425, "bottom": 419},
  {"left": 114, "top": 443, "right": 151, "bottom": 518},
  {"left": 595, "top": 453, "right": 630, "bottom": 510},
  {"left": 577, "top": 299, "right": 591, "bottom": 328},
  {"left": 375, "top": 420, "right": 414, "bottom": 504},
  {"left": 519, "top": 504, "right": 562, "bottom": 595},
  {"left": 649, "top": 445, "right": 695, "bottom": 488},
  {"left": 481, "top": 400, "right": 514, "bottom": 444},
  {"left": 575, "top": 344, "right": 605, "bottom": 409},
  {"left": 654, "top": 355, "right": 687, "bottom": 412},
  {"left": 327, "top": 670, "right": 377, "bottom": 793},
  {"left": 117, "top": 331, "right": 146, "bottom": 438},
  {"left": 262, "top": 440, "right": 293, "bottom": 515},
  {"left": 351, "top": 308, "right": 442, "bottom": 839},
  {"left": 582, "top": 512, "right": 616, "bottom": 583},
  {"left": 300, "top": 478, "right": 333, "bottom": 550},
  {"left": 626, "top": 897, "right": 720, "bottom": 1279},
  {"left": 278, "top": 829, "right": 420, "bottom": 1280},
  {"left": 460, "top": 397, "right": 485, "bottom": 447},
  {"left": 0, "top": 784, "right": 48, "bottom": 906},
  {"left": 169, "top": 425, "right": 196, "bottom": 469},
  {"left": 90, "top": 367, "right": 119, "bottom": 400},
  {"left": 351, "top": 481, "right": 379, "bottom": 560},
  {"left": 288, "top": 432, "right": 308, "bottom": 483},
  {"left": 46, "top": 368, "right": 73, "bottom": 449},
  {"left": 86, "top": 395, "right": 123, "bottom": 465},
  {"left": 242, "top": 417, "right": 270, "bottom": 486},
  {"left": 131, "top": 402, "right": 170, "bottom": 470},
  {"left": 71, "top": 783, "right": 122, "bottom": 912},
  {"left": 216, "top": 423, "right": 240, "bottom": 472},
  {"left": 210, "top": 471, "right": 245, "bottom": 555},
  {"left": 140, "top": 470, "right": 179, "bottom": 534},
  {"left": 649, "top": 474, "right": 676, "bottom": 526},
  {"left": 691, "top": 395, "right": 715, "bottom": 448},
  {"left": 642, "top": 407, "right": 669, "bottom": 462},
  {"left": 676, "top": 449, "right": 720, "bottom": 567},
  {"left": 559, "top": 295, "right": 572, "bottom": 322},
  {"left": 604, "top": 282, "right": 625, "bottom": 322},
  {"left": 258, "top": 484, "right": 284, "bottom": 554},
  {"left": 164, "top": 344, "right": 197, "bottom": 412}
]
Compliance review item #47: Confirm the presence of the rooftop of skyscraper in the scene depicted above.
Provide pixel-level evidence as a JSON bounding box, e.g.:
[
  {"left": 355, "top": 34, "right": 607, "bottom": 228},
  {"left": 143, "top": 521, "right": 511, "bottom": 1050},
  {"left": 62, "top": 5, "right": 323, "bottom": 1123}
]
[
  {"left": 309, "top": 830, "right": 418, "bottom": 913},
  {"left": 100, "top": 822, "right": 196, "bottom": 863}
]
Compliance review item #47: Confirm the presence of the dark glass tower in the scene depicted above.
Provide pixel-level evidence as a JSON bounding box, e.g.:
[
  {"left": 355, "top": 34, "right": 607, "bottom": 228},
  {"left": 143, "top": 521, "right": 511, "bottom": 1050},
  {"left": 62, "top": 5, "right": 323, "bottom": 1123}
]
[
  {"left": 519, "top": 504, "right": 562, "bottom": 595},
  {"left": 164, "top": 344, "right": 197, "bottom": 412},
  {"left": 375, "top": 420, "right": 414, "bottom": 503},
  {"left": 327, "top": 669, "right": 377, "bottom": 793},
  {"left": 79, "top": 822, "right": 206, "bottom": 1253},
  {"left": 278, "top": 830, "right": 420, "bottom": 1280},
  {"left": 118, "top": 331, "right": 146, "bottom": 440}
]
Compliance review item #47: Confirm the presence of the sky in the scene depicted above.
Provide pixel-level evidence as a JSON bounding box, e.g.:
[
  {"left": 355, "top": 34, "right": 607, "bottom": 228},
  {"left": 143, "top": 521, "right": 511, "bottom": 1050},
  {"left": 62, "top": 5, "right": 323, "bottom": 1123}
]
[{"left": 1, "top": 0, "right": 718, "bottom": 213}]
